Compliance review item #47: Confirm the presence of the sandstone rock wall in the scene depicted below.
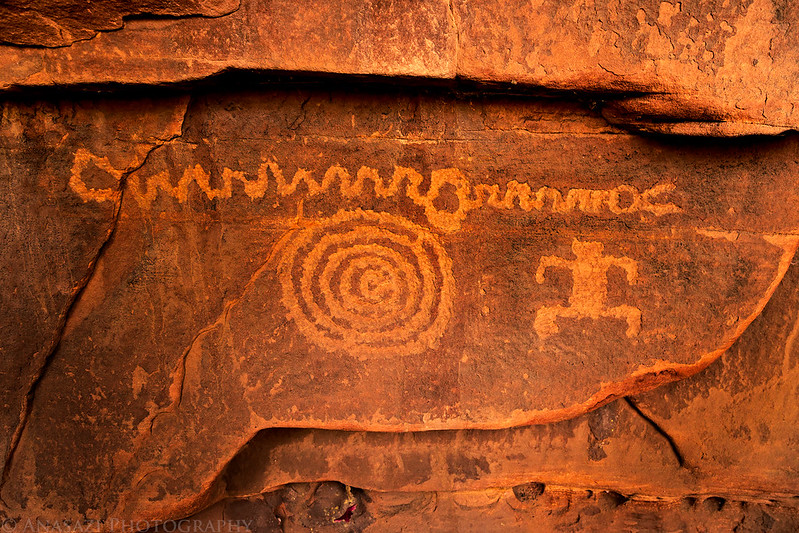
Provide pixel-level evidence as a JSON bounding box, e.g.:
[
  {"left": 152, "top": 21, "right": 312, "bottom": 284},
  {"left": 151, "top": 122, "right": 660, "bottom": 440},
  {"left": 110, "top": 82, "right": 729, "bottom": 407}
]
[
  {"left": 1, "top": 1, "right": 798, "bottom": 531},
  {"left": 2, "top": 0, "right": 799, "bottom": 134}
]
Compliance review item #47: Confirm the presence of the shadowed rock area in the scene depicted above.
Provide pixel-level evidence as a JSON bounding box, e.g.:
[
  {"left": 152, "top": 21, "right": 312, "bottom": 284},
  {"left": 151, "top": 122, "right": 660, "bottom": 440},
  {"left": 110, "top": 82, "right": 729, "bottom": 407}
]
[{"left": 163, "top": 482, "right": 799, "bottom": 532}]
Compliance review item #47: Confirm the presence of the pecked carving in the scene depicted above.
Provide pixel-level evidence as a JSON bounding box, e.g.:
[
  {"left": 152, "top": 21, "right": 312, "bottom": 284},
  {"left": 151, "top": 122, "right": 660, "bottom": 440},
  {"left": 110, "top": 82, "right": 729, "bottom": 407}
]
[{"left": 278, "top": 209, "right": 454, "bottom": 357}]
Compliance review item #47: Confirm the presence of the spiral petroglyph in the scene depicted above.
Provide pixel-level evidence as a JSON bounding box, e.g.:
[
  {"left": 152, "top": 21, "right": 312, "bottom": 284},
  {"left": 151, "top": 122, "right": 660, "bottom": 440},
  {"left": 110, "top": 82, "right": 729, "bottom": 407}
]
[{"left": 279, "top": 210, "right": 454, "bottom": 357}]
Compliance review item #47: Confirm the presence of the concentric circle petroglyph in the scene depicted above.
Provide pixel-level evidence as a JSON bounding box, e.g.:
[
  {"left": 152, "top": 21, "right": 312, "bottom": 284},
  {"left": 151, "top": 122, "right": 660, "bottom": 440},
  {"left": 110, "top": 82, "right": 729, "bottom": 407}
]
[{"left": 279, "top": 210, "right": 454, "bottom": 357}]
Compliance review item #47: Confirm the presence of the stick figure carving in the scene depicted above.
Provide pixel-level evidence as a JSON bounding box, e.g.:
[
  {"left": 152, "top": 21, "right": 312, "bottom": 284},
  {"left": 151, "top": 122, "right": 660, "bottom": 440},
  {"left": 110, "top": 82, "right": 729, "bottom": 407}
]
[{"left": 534, "top": 239, "right": 641, "bottom": 338}]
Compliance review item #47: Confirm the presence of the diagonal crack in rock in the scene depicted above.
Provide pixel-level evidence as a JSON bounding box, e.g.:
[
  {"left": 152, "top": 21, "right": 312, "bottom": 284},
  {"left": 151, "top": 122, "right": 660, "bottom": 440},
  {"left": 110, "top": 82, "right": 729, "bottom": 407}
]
[{"left": 0, "top": 134, "right": 183, "bottom": 501}]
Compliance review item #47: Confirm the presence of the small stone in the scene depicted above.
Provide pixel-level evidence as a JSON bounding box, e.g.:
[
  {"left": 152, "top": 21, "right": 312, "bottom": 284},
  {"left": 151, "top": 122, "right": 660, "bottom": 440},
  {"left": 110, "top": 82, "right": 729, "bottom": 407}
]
[{"left": 582, "top": 505, "right": 601, "bottom": 516}]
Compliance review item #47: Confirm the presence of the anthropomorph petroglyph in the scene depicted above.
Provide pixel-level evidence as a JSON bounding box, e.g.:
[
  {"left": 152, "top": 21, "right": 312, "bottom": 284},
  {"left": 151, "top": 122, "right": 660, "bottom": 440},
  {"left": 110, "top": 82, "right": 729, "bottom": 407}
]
[{"left": 535, "top": 240, "right": 641, "bottom": 339}]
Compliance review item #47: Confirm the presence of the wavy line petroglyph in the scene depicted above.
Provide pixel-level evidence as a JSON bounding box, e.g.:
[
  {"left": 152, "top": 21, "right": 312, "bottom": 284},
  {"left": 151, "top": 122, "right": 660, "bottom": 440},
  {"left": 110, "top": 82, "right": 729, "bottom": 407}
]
[
  {"left": 70, "top": 149, "right": 124, "bottom": 203},
  {"left": 535, "top": 239, "right": 641, "bottom": 339},
  {"left": 68, "top": 149, "right": 683, "bottom": 233},
  {"left": 278, "top": 210, "right": 454, "bottom": 357}
]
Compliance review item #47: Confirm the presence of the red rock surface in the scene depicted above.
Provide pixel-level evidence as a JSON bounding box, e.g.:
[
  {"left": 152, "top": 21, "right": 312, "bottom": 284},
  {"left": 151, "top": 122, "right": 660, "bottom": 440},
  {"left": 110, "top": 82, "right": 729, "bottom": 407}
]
[
  {"left": 1, "top": 85, "right": 798, "bottom": 525},
  {"left": 0, "top": 0, "right": 238, "bottom": 47},
  {"left": 173, "top": 483, "right": 799, "bottom": 532},
  {"left": 0, "top": 95, "right": 188, "bottom": 517},
  {"left": 1, "top": 1, "right": 799, "bottom": 530},
  {"left": 2, "top": 0, "right": 799, "bottom": 133},
  {"left": 212, "top": 249, "right": 799, "bottom": 504},
  {"left": 149, "top": 234, "right": 799, "bottom": 530}
]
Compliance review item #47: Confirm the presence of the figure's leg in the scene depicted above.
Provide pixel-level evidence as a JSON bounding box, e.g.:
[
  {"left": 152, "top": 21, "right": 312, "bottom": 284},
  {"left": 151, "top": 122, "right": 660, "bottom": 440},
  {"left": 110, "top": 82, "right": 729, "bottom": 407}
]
[
  {"left": 534, "top": 305, "right": 559, "bottom": 338},
  {"left": 534, "top": 305, "right": 574, "bottom": 339},
  {"left": 605, "top": 305, "right": 642, "bottom": 337}
]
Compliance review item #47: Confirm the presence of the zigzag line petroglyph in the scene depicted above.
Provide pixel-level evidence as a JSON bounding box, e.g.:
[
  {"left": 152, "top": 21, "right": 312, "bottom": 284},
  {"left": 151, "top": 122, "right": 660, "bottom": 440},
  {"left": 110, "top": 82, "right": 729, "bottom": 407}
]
[{"left": 70, "top": 149, "right": 682, "bottom": 232}]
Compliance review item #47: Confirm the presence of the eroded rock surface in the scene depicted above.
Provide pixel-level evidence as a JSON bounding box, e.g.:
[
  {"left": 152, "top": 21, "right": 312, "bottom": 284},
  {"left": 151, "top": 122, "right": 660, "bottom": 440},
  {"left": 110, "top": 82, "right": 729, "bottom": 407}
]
[
  {"left": 0, "top": 95, "right": 188, "bottom": 487},
  {"left": 160, "top": 482, "right": 799, "bottom": 533},
  {"left": 151, "top": 234, "right": 799, "bottom": 530},
  {"left": 210, "top": 246, "right": 799, "bottom": 505},
  {"left": 0, "top": 0, "right": 239, "bottom": 47},
  {"left": 2, "top": 1, "right": 799, "bottom": 530},
  {"left": 1, "top": 85, "right": 798, "bottom": 524},
  {"left": 0, "top": 0, "right": 456, "bottom": 88},
  {"left": 2, "top": 0, "right": 799, "bottom": 133}
]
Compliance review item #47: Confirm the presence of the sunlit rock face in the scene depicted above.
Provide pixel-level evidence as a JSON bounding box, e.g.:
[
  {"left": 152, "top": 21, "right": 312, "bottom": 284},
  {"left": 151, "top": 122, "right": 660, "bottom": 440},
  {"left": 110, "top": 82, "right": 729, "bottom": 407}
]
[{"left": 1, "top": 1, "right": 799, "bottom": 530}]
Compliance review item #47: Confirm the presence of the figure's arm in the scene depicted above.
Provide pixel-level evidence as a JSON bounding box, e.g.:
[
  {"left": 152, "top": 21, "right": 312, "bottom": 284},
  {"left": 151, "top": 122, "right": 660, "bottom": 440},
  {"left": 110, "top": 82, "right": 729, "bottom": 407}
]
[
  {"left": 613, "top": 257, "right": 638, "bottom": 283},
  {"left": 535, "top": 256, "right": 569, "bottom": 283}
]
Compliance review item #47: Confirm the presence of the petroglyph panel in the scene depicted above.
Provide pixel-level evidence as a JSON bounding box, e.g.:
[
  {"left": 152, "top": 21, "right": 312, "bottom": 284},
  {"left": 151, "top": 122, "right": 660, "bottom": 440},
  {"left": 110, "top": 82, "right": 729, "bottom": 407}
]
[{"left": 5, "top": 88, "right": 799, "bottom": 521}]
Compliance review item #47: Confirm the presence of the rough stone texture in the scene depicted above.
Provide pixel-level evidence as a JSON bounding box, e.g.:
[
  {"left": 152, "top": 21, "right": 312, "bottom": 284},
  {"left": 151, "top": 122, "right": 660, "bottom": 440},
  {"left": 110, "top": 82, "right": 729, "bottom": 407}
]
[
  {"left": 455, "top": 0, "right": 799, "bottom": 134},
  {"left": 0, "top": 0, "right": 456, "bottom": 88},
  {"left": 129, "top": 239, "right": 799, "bottom": 530},
  {"left": 208, "top": 247, "right": 799, "bottom": 505},
  {"left": 0, "top": 0, "right": 239, "bottom": 47},
  {"left": 1, "top": 85, "right": 799, "bottom": 525},
  {"left": 2, "top": 0, "right": 799, "bottom": 133},
  {"left": 221, "top": 401, "right": 682, "bottom": 498},
  {"left": 2, "top": 2, "right": 799, "bottom": 526},
  {"left": 0, "top": 94, "right": 188, "bottom": 490},
  {"left": 163, "top": 483, "right": 799, "bottom": 532},
  {"left": 634, "top": 255, "right": 799, "bottom": 499}
]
